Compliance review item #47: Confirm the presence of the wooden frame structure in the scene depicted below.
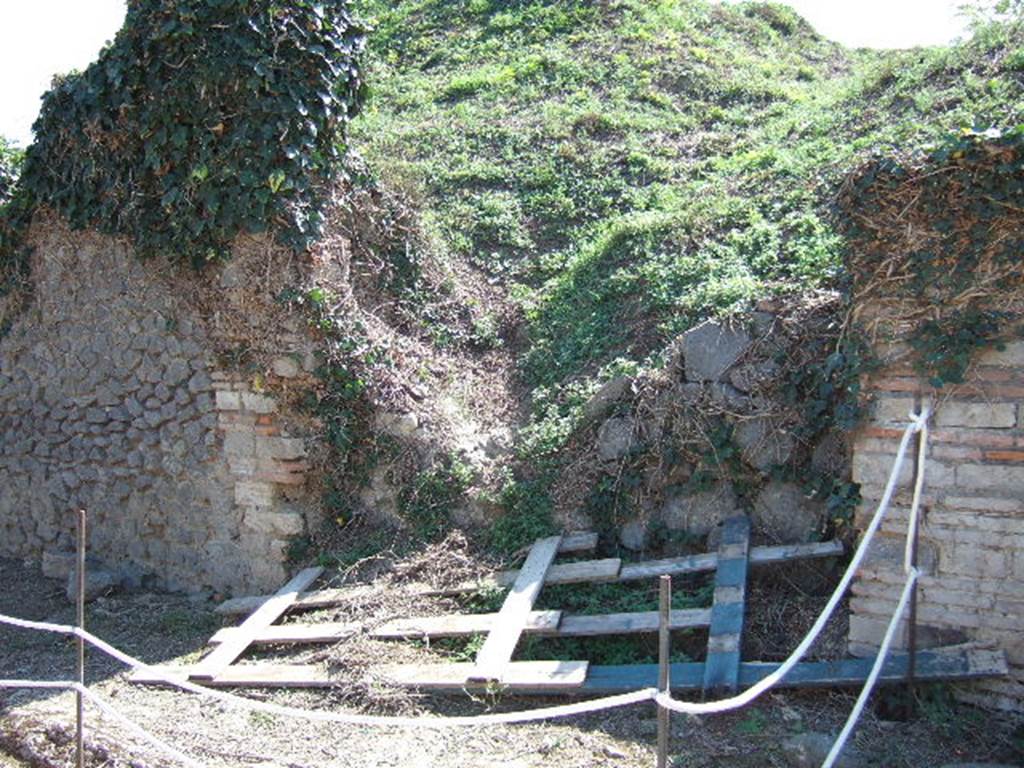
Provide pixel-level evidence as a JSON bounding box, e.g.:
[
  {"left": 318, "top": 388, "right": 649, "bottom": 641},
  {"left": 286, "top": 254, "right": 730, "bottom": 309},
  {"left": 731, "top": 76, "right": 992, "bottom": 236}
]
[{"left": 132, "top": 521, "right": 1008, "bottom": 695}]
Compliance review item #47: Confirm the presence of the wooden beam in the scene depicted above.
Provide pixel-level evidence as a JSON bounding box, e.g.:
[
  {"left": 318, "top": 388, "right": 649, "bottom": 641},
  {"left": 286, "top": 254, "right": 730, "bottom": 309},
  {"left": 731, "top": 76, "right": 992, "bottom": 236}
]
[
  {"left": 373, "top": 611, "right": 563, "bottom": 639},
  {"left": 551, "top": 608, "right": 711, "bottom": 638},
  {"left": 214, "top": 540, "right": 842, "bottom": 617},
  {"left": 209, "top": 620, "right": 361, "bottom": 646},
  {"left": 579, "top": 647, "right": 1008, "bottom": 695},
  {"left": 191, "top": 566, "right": 323, "bottom": 680},
  {"left": 131, "top": 647, "right": 1007, "bottom": 692},
  {"left": 469, "top": 536, "right": 562, "bottom": 683},
  {"left": 618, "top": 539, "right": 842, "bottom": 581},
  {"left": 372, "top": 608, "right": 711, "bottom": 641},
  {"left": 702, "top": 515, "right": 750, "bottom": 696},
  {"left": 383, "top": 660, "right": 589, "bottom": 691}
]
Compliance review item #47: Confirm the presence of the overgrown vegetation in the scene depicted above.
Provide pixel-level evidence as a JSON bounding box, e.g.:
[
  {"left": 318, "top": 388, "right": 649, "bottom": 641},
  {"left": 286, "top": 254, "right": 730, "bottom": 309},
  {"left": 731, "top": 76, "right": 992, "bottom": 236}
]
[{"left": 347, "top": 0, "right": 1024, "bottom": 521}]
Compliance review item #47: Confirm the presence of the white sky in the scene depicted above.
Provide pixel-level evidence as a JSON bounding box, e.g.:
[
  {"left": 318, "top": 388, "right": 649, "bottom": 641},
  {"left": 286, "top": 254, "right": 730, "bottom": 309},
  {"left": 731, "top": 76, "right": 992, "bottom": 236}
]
[{"left": 0, "top": 1, "right": 976, "bottom": 148}]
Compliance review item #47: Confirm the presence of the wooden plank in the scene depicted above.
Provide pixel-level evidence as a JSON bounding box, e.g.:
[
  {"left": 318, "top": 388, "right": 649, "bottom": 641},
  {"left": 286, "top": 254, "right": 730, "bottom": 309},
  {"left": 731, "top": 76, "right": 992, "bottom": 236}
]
[
  {"left": 579, "top": 647, "right": 1008, "bottom": 695},
  {"left": 192, "top": 566, "right": 323, "bottom": 680},
  {"left": 469, "top": 536, "right": 562, "bottom": 683},
  {"left": 382, "top": 660, "right": 589, "bottom": 691},
  {"left": 559, "top": 531, "right": 599, "bottom": 553},
  {"left": 371, "top": 608, "right": 711, "bottom": 641},
  {"left": 551, "top": 608, "right": 711, "bottom": 637},
  {"left": 209, "top": 621, "right": 360, "bottom": 646},
  {"left": 618, "top": 540, "right": 842, "bottom": 582},
  {"left": 702, "top": 515, "right": 750, "bottom": 695},
  {"left": 436, "top": 558, "right": 622, "bottom": 595},
  {"left": 373, "top": 611, "right": 563, "bottom": 639},
  {"left": 214, "top": 541, "right": 841, "bottom": 617},
  {"left": 131, "top": 647, "right": 1006, "bottom": 692}
]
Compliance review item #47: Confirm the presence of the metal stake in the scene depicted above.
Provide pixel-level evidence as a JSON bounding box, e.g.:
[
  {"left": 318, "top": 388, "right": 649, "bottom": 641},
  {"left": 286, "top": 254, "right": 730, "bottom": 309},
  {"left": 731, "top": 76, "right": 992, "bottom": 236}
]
[
  {"left": 76, "top": 509, "right": 86, "bottom": 768},
  {"left": 657, "top": 574, "right": 671, "bottom": 768}
]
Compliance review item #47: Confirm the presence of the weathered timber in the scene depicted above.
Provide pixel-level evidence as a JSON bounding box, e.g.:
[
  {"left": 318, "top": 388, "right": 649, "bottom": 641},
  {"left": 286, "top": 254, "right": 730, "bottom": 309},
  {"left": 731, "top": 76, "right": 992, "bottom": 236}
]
[
  {"left": 373, "top": 611, "right": 563, "bottom": 639},
  {"left": 192, "top": 567, "right": 322, "bottom": 680},
  {"left": 214, "top": 540, "right": 841, "bottom": 617},
  {"left": 702, "top": 515, "right": 750, "bottom": 695},
  {"left": 578, "top": 647, "right": 1008, "bottom": 695},
  {"left": 371, "top": 608, "right": 711, "bottom": 641},
  {"left": 468, "top": 536, "right": 562, "bottom": 683},
  {"left": 618, "top": 539, "right": 842, "bottom": 581},
  {"left": 383, "top": 660, "right": 589, "bottom": 691},
  {"left": 209, "top": 621, "right": 361, "bottom": 646},
  {"left": 131, "top": 647, "right": 1006, "bottom": 692}
]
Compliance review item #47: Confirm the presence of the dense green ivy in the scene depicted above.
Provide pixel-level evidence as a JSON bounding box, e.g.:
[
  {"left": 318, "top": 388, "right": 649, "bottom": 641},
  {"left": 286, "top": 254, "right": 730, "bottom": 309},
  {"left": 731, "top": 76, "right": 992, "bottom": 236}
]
[
  {"left": 0, "top": 139, "right": 19, "bottom": 208},
  {"left": 17, "top": 0, "right": 366, "bottom": 266}
]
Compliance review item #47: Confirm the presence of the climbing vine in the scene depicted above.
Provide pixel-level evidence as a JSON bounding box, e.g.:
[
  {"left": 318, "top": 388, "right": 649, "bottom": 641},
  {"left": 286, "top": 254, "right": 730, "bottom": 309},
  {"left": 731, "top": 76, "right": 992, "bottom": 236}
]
[
  {"left": 841, "top": 126, "right": 1024, "bottom": 386},
  {"left": 11, "top": 0, "right": 365, "bottom": 268}
]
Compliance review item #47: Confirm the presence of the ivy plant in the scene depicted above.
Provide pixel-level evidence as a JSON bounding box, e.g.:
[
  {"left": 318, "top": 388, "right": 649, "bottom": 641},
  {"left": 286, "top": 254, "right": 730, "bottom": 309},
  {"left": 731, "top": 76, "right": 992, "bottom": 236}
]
[{"left": 17, "top": 0, "right": 366, "bottom": 267}]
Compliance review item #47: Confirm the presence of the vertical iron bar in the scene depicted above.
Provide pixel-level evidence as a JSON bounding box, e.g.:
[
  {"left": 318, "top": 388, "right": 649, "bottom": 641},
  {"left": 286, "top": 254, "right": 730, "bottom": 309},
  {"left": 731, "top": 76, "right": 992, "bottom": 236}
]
[
  {"left": 76, "top": 509, "right": 86, "bottom": 768},
  {"left": 657, "top": 574, "right": 671, "bottom": 768}
]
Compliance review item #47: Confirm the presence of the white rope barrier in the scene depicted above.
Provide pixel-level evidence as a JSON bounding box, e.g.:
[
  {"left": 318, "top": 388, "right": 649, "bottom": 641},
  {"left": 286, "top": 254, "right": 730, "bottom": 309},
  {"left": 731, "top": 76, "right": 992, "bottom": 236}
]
[
  {"left": 821, "top": 568, "right": 919, "bottom": 768},
  {"left": 0, "top": 410, "right": 931, "bottom": 766},
  {"left": 656, "top": 408, "right": 929, "bottom": 716},
  {"left": 822, "top": 405, "right": 929, "bottom": 767},
  {"left": 0, "top": 679, "right": 205, "bottom": 768}
]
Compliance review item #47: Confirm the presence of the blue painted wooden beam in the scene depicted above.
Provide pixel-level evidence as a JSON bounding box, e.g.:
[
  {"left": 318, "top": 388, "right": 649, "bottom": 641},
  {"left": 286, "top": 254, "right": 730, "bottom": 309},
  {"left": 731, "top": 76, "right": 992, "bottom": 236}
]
[{"left": 702, "top": 514, "right": 751, "bottom": 696}]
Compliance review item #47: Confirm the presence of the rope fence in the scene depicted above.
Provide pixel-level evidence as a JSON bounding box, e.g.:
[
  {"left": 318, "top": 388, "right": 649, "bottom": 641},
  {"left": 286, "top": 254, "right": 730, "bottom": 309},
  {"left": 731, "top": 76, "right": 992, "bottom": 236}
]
[{"left": 0, "top": 409, "right": 930, "bottom": 768}]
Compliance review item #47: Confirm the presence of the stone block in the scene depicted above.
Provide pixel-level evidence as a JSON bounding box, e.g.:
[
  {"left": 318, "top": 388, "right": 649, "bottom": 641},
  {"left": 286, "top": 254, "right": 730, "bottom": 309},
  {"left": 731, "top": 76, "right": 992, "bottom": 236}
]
[
  {"left": 934, "top": 402, "right": 1016, "bottom": 428},
  {"left": 942, "top": 543, "right": 1008, "bottom": 579},
  {"left": 261, "top": 437, "right": 307, "bottom": 460},
  {"left": 956, "top": 463, "right": 1024, "bottom": 492},
  {"left": 751, "top": 480, "right": 823, "bottom": 544},
  {"left": 41, "top": 550, "right": 77, "bottom": 580},
  {"left": 271, "top": 356, "right": 301, "bottom": 378},
  {"left": 244, "top": 510, "right": 305, "bottom": 537},
  {"left": 582, "top": 376, "right": 633, "bottom": 423},
  {"left": 681, "top": 320, "right": 752, "bottom": 382},
  {"left": 235, "top": 480, "right": 275, "bottom": 508},
  {"left": 734, "top": 417, "right": 795, "bottom": 471},
  {"left": 976, "top": 340, "right": 1024, "bottom": 367},
  {"left": 662, "top": 482, "right": 738, "bottom": 537},
  {"left": 619, "top": 519, "right": 648, "bottom": 551},
  {"left": 868, "top": 395, "right": 917, "bottom": 425},
  {"left": 215, "top": 390, "right": 241, "bottom": 411},
  {"left": 596, "top": 416, "right": 635, "bottom": 462},
  {"left": 240, "top": 391, "right": 277, "bottom": 414},
  {"left": 223, "top": 430, "right": 255, "bottom": 458}
]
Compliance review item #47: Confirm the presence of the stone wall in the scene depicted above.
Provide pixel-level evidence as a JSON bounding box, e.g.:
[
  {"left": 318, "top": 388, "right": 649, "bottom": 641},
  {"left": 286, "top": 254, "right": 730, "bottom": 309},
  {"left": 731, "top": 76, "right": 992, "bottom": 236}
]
[
  {"left": 849, "top": 334, "right": 1024, "bottom": 711},
  {"left": 0, "top": 219, "right": 316, "bottom": 594}
]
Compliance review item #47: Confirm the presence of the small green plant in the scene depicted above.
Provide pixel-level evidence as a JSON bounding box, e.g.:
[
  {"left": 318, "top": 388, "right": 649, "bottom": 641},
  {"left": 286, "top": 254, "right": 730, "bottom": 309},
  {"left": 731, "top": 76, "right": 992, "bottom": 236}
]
[
  {"left": 489, "top": 476, "right": 557, "bottom": 555},
  {"left": 400, "top": 457, "right": 473, "bottom": 541}
]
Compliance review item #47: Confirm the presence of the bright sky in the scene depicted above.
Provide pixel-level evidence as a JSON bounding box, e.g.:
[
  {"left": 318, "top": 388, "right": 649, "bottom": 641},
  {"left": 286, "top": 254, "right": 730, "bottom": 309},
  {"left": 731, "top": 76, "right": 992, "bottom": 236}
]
[{"left": 0, "top": 1, "right": 977, "bottom": 148}]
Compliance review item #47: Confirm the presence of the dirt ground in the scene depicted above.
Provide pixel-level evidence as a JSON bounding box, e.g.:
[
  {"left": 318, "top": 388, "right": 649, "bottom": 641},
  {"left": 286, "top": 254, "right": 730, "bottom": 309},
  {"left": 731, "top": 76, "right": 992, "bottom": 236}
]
[{"left": 1, "top": 556, "right": 1022, "bottom": 768}]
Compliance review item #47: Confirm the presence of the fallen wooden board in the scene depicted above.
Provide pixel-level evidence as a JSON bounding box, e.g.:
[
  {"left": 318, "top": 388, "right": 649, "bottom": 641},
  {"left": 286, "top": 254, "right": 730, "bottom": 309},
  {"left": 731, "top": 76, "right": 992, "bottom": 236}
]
[
  {"left": 209, "top": 621, "right": 361, "bottom": 646},
  {"left": 618, "top": 540, "right": 842, "bottom": 581},
  {"left": 211, "top": 607, "right": 711, "bottom": 646},
  {"left": 550, "top": 608, "right": 711, "bottom": 638},
  {"left": 383, "top": 660, "right": 589, "bottom": 691},
  {"left": 192, "top": 567, "right": 323, "bottom": 680},
  {"left": 132, "top": 660, "right": 589, "bottom": 690},
  {"left": 469, "top": 535, "right": 562, "bottom": 683},
  {"left": 372, "top": 611, "right": 563, "bottom": 639},
  {"left": 215, "top": 540, "right": 842, "bottom": 617},
  {"left": 131, "top": 647, "right": 1006, "bottom": 692},
  {"left": 578, "top": 647, "right": 1009, "bottom": 695},
  {"left": 702, "top": 515, "right": 750, "bottom": 695}
]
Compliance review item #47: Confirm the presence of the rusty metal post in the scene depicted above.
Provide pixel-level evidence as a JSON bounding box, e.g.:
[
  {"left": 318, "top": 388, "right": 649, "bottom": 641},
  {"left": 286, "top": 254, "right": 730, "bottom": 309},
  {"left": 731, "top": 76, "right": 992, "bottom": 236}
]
[
  {"left": 657, "top": 574, "right": 671, "bottom": 768},
  {"left": 76, "top": 509, "right": 86, "bottom": 768}
]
